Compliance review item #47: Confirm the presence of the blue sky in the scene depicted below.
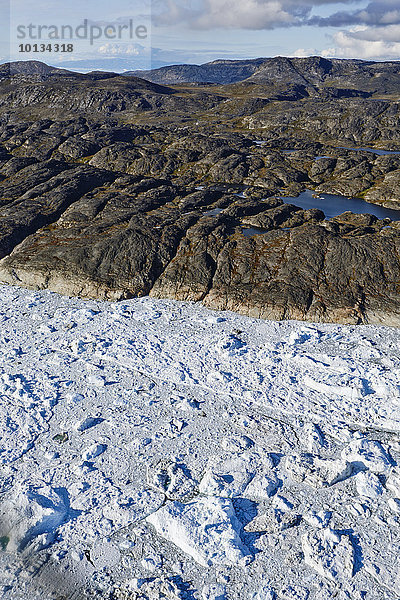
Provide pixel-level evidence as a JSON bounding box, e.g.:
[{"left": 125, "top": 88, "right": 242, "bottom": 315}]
[{"left": 1, "top": 0, "right": 400, "bottom": 71}]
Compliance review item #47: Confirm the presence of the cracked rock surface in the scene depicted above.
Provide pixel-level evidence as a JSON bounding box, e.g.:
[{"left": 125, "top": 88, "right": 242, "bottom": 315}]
[
  {"left": 1, "top": 63, "right": 400, "bottom": 324},
  {"left": 0, "top": 117, "right": 400, "bottom": 323}
]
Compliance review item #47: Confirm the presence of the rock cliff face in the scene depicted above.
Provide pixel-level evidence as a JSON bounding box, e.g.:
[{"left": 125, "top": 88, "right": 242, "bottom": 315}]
[{"left": 0, "top": 60, "right": 400, "bottom": 324}]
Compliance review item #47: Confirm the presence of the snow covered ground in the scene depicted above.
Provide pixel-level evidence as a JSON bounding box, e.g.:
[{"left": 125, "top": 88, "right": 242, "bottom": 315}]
[{"left": 0, "top": 283, "right": 399, "bottom": 599}]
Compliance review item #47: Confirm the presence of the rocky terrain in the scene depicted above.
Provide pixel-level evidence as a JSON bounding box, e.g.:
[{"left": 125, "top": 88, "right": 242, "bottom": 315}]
[{"left": 0, "top": 60, "right": 400, "bottom": 324}]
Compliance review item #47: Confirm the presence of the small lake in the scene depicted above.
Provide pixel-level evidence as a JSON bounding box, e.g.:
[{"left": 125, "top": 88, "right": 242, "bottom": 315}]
[
  {"left": 338, "top": 147, "right": 400, "bottom": 156},
  {"left": 204, "top": 208, "right": 224, "bottom": 216},
  {"left": 253, "top": 143, "right": 400, "bottom": 157},
  {"left": 242, "top": 227, "right": 270, "bottom": 237},
  {"left": 281, "top": 189, "right": 400, "bottom": 221}
]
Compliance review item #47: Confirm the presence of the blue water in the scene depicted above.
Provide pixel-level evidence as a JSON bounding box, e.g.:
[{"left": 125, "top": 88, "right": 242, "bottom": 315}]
[
  {"left": 253, "top": 142, "right": 400, "bottom": 156},
  {"left": 242, "top": 227, "right": 270, "bottom": 236},
  {"left": 281, "top": 189, "right": 400, "bottom": 221},
  {"left": 338, "top": 147, "right": 400, "bottom": 156},
  {"left": 204, "top": 208, "right": 224, "bottom": 216}
]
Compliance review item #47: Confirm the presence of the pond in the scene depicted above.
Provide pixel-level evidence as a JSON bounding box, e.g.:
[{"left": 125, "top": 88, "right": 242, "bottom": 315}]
[
  {"left": 280, "top": 189, "right": 400, "bottom": 221},
  {"left": 242, "top": 227, "right": 271, "bottom": 237},
  {"left": 203, "top": 208, "right": 224, "bottom": 216},
  {"left": 338, "top": 147, "right": 400, "bottom": 156},
  {"left": 201, "top": 188, "right": 400, "bottom": 238},
  {"left": 254, "top": 143, "right": 400, "bottom": 157}
]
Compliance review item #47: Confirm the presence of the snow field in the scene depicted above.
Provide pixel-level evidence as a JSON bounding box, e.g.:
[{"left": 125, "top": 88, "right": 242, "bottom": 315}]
[{"left": 0, "top": 285, "right": 399, "bottom": 599}]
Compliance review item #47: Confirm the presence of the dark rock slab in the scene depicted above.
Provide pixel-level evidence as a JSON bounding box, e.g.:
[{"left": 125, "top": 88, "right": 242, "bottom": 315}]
[{"left": 0, "top": 164, "right": 115, "bottom": 258}]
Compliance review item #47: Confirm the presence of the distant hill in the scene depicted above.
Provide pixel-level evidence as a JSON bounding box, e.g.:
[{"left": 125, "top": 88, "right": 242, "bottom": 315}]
[
  {"left": 0, "top": 57, "right": 399, "bottom": 123},
  {"left": 3, "top": 57, "right": 399, "bottom": 96},
  {"left": 0, "top": 59, "right": 175, "bottom": 90},
  {"left": 0, "top": 60, "right": 128, "bottom": 82},
  {"left": 124, "top": 58, "right": 268, "bottom": 85},
  {"left": 0, "top": 60, "right": 72, "bottom": 77},
  {"left": 127, "top": 56, "right": 400, "bottom": 94},
  {"left": 0, "top": 60, "right": 183, "bottom": 119}
]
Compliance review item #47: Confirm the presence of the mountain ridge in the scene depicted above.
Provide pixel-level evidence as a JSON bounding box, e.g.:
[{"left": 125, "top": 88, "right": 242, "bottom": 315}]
[
  {"left": 125, "top": 55, "right": 400, "bottom": 93},
  {"left": 2, "top": 57, "right": 399, "bottom": 95}
]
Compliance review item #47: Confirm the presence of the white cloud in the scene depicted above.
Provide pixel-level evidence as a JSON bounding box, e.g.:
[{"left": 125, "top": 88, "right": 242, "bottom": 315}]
[
  {"left": 322, "top": 27, "right": 400, "bottom": 59},
  {"left": 350, "top": 23, "right": 400, "bottom": 42},
  {"left": 98, "top": 43, "right": 148, "bottom": 56},
  {"left": 194, "top": 0, "right": 297, "bottom": 30},
  {"left": 292, "top": 47, "right": 318, "bottom": 57}
]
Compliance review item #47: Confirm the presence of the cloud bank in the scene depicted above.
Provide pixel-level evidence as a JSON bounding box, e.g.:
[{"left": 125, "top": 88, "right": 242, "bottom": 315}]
[
  {"left": 323, "top": 25, "right": 400, "bottom": 59},
  {"left": 153, "top": 1, "right": 400, "bottom": 61},
  {"left": 310, "top": 0, "right": 400, "bottom": 27},
  {"left": 313, "top": 1, "right": 400, "bottom": 60},
  {"left": 153, "top": 0, "right": 369, "bottom": 30}
]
